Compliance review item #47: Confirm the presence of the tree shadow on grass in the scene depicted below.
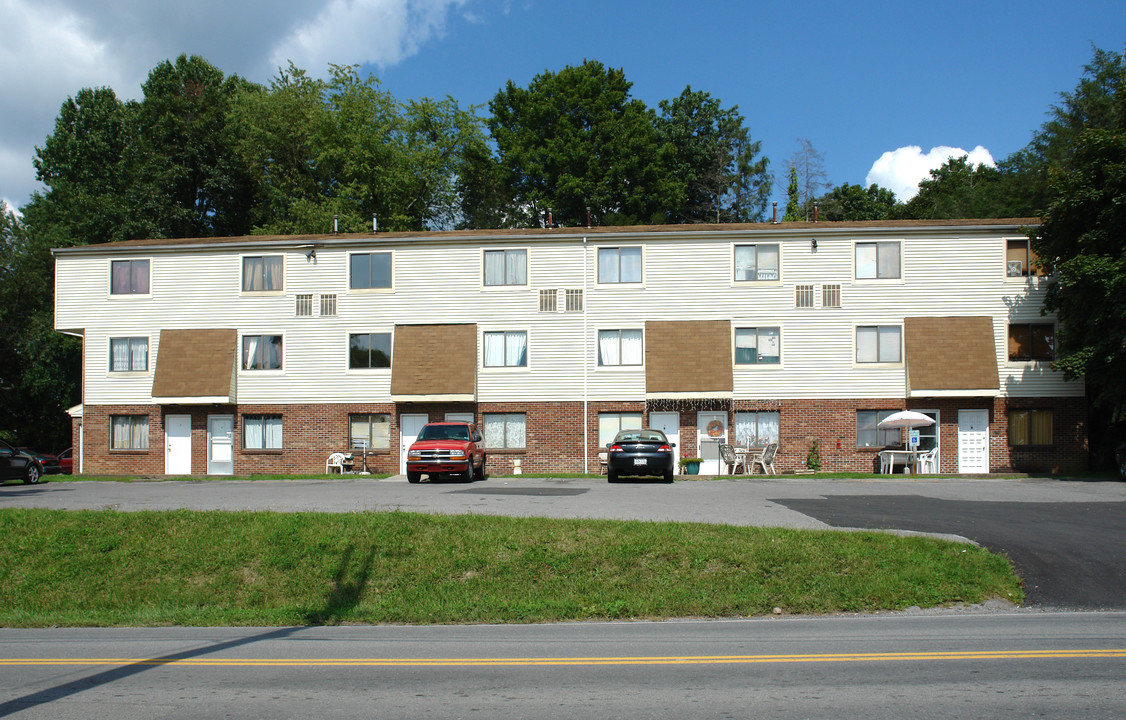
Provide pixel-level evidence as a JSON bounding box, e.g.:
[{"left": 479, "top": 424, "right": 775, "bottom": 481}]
[{"left": 302, "top": 543, "right": 378, "bottom": 625}]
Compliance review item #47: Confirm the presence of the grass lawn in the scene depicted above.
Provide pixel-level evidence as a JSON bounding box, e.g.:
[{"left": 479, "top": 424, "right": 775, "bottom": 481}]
[{"left": 0, "top": 508, "right": 1022, "bottom": 627}]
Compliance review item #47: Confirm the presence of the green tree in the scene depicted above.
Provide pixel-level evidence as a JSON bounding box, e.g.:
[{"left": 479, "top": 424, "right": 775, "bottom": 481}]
[
  {"left": 487, "top": 60, "right": 683, "bottom": 227},
  {"left": 782, "top": 167, "right": 801, "bottom": 221},
  {"left": 656, "top": 86, "right": 771, "bottom": 223},
  {"left": 1031, "top": 46, "right": 1126, "bottom": 416},
  {"left": 817, "top": 183, "right": 898, "bottom": 221}
]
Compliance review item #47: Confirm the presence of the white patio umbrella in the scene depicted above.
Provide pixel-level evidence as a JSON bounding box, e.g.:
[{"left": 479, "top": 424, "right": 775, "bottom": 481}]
[{"left": 877, "top": 410, "right": 935, "bottom": 429}]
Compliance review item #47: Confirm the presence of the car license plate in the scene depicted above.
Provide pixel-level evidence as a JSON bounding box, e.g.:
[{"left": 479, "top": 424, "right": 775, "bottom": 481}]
[{"left": 633, "top": 458, "right": 647, "bottom": 465}]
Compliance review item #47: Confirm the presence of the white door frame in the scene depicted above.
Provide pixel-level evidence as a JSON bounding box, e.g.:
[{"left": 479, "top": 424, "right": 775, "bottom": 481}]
[
  {"left": 911, "top": 408, "right": 940, "bottom": 471},
  {"left": 165, "top": 414, "right": 192, "bottom": 475},
  {"left": 696, "top": 411, "right": 727, "bottom": 475},
  {"left": 958, "top": 409, "right": 990, "bottom": 474},
  {"left": 649, "top": 411, "right": 680, "bottom": 474},
  {"left": 399, "top": 413, "right": 430, "bottom": 474},
  {"left": 206, "top": 414, "right": 234, "bottom": 476}
]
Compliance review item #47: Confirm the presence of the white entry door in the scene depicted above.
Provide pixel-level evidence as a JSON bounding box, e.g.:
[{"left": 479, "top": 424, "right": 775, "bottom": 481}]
[
  {"left": 649, "top": 412, "right": 680, "bottom": 474},
  {"left": 207, "top": 415, "right": 234, "bottom": 476},
  {"left": 696, "top": 411, "right": 727, "bottom": 475},
  {"left": 399, "top": 414, "right": 429, "bottom": 474},
  {"left": 958, "top": 409, "right": 989, "bottom": 474},
  {"left": 165, "top": 414, "right": 192, "bottom": 475}
]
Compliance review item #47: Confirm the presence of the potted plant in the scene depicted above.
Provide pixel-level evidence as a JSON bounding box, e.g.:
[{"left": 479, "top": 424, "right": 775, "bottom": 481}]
[{"left": 679, "top": 457, "right": 703, "bottom": 475}]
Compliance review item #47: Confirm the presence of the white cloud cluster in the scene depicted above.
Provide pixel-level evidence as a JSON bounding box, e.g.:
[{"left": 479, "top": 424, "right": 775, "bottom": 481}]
[
  {"left": 0, "top": 0, "right": 470, "bottom": 212},
  {"left": 866, "top": 145, "right": 995, "bottom": 202}
]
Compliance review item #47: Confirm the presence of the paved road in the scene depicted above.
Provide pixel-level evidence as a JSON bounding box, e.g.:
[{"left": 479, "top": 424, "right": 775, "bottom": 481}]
[
  {"left": 2, "top": 613, "right": 1125, "bottom": 719},
  {"left": 4, "top": 475, "right": 1125, "bottom": 609}
]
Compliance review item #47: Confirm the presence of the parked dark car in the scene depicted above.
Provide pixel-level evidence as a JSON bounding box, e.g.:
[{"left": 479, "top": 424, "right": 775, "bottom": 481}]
[
  {"left": 605, "top": 428, "right": 675, "bottom": 483},
  {"left": 20, "top": 448, "right": 63, "bottom": 475},
  {"left": 0, "top": 439, "right": 44, "bottom": 484},
  {"left": 57, "top": 447, "right": 73, "bottom": 474},
  {"left": 1116, "top": 442, "right": 1126, "bottom": 479}
]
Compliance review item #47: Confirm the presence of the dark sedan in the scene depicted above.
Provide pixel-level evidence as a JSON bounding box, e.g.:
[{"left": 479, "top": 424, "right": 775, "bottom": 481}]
[
  {"left": 0, "top": 439, "right": 44, "bottom": 484},
  {"left": 606, "top": 429, "right": 675, "bottom": 483},
  {"left": 20, "top": 448, "right": 63, "bottom": 475}
]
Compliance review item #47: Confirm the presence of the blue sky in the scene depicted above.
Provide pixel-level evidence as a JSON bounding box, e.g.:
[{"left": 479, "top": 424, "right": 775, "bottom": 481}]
[{"left": 1, "top": 0, "right": 1122, "bottom": 216}]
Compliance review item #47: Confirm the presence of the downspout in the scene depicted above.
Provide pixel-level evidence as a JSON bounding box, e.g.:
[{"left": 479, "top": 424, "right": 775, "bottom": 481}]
[{"left": 583, "top": 235, "right": 589, "bottom": 474}]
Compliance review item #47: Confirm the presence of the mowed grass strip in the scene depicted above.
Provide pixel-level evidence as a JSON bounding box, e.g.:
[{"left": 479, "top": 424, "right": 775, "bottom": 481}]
[{"left": 0, "top": 509, "right": 1022, "bottom": 627}]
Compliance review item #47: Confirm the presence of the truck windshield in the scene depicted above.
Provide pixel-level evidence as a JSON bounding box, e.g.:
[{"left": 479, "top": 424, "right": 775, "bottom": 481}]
[{"left": 418, "top": 425, "right": 469, "bottom": 441}]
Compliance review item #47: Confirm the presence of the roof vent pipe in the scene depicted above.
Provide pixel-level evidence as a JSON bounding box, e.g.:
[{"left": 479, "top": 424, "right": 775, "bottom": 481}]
[
  {"left": 772, "top": 201, "right": 778, "bottom": 223},
  {"left": 372, "top": 214, "right": 378, "bottom": 232},
  {"left": 333, "top": 214, "right": 339, "bottom": 234},
  {"left": 813, "top": 202, "right": 819, "bottom": 223},
  {"left": 547, "top": 209, "right": 553, "bottom": 228}
]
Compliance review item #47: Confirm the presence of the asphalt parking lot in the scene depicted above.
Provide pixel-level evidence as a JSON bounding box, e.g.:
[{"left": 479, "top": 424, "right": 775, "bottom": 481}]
[{"left": 3, "top": 475, "right": 1124, "bottom": 609}]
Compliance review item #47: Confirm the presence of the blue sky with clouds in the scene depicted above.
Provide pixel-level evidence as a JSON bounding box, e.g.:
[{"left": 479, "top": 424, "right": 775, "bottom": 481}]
[{"left": 1, "top": 0, "right": 1121, "bottom": 216}]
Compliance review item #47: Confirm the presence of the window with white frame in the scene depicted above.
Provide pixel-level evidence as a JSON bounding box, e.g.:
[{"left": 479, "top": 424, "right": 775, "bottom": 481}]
[
  {"left": 855, "top": 241, "right": 901, "bottom": 279},
  {"left": 566, "top": 288, "right": 583, "bottom": 311},
  {"left": 734, "top": 244, "right": 780, "bottom": 282},
  {"left": 598, "top": 412, "right": 644, "bottom": 448},
  {"left": 243, "top": 414, "right": 283, "bottom": 449},
  {"left": 734, "top": 411, "right": 780, "bottom": 447},
  {"left": 350, "top": 252, "right": 392, "bottom": 290},
  {"left": 822, "top": 284, "right": 842, "bottom": 308},
  {"left": 597, "top": 329, "right": 643, "bottom": 366},
  {"left": 598, "top": 246, "right": 642, "bottom": 283},
  {"left": 735, "top": 327, "right": 780, "bottom": 365},
  {"left": 349, "top": 333, "right": 391, "bottom": 369},
  {"left": 856, "top": 410, "right": 900, "bottom": 447},
  {"left": 483, "top": 331, "right": 528, "bottom": 367},
  {"left": 1008, "top": 323, "right": 1054, "bottom": 361},
  {"left": 109, "top": 337, "right": 148, "bottom": 372},
  {"left": 110, "top": 259, "right": 150, "bottom": 295},
  {"left": 1006, "top": 238, "right": 1046, "bottom": 278},
  {"left": 320, "top": 294, "right": 337, "bottom": 316},
  {"left": 856, "top": 325, "right": 901, "bottom": 363},
  {"left": 539, "top": 289, "right": 557, "bottom": 312},
  {"left": 795, "top": 284, "right": 814, "bottom": 308},
  {"left": 295, "top": 294, "right": 313, "bottom": 316},
  {"left": 484, "top": 249, "right": 527, "bottom": 286},
  {"left": 349, "top": 413, "right": 390, "bottom": 450},
  {"left": 110, "top": 415, "right": 149, "bottom": 449},
  {"left": 483, "top": 413, "right": 527, "bottom": 449},
  {"left": 242, "top": 335, "right": 283, "bottom": 370},
  {"left": 242, "top": 255, "right": 284, "bottom": 292}
]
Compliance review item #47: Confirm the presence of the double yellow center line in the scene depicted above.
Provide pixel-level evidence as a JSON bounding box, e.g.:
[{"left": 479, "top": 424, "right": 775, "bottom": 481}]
[{"left": 3, "top": 649, "right": 1125, "bottom": 668}]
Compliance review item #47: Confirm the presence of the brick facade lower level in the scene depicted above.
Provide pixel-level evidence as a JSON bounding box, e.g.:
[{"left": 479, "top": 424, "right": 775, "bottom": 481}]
[{"left": 72, "top": 396, "right": 1088, "bottom": 476}]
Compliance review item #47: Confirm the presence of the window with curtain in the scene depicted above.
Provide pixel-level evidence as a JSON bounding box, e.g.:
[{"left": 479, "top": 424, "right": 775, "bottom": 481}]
[
  {"left": 109, "top": 337, "right": 148, "bottom": 372},
  {"left": 350, "top": 252, "right": 392, "bottom": 289},
  {"left": 598, "top": 412, "right": 644, "bottom": 448},
  {"left": 111, "top": 415, "right": 149, "bottom": 449},
  {"left": 734, "top": 327, "right": 781, "bottom": 364},
  {"left": 1010, "top": 409, "right": 1053, "bottom": 446},
  {"left": 110, "top": 259, "right": 150, "bottom": 294},
  {"left": 855, "top": 242, "right": 901, "bottom": 279},
  {"left": 734, "top": 412, "right": 780, "bottom": 447},
  {"left": 734, "top": 244, "right": 780, "bottom": 281},
  {"left": 244, "top": 414, "right": 283, "bottom": 449},
  {"left": 242, "top": 335, "right": 283, "bottom": 370},
  {"left": 598, "top": 329, "right": 643, "bottom": 366},
  {"left": 349, "top": 333, "right": 392, "bottom": 368},
  {"left": 856, "top": 410, "right": 900, "bottom": 447},
  {"left": 483, "top": 331, "right": 527, "bottom": 367},
  {"left": 349, "top": 414, "right": 390, "bottom": 450},
  {"left": 598, "top": 247, "right": 642, "bottom": 283},
  {"left": 483, "top": 413, "right": 527, "bottom": 449},
  {"left": 484, "top": 249, "right": 527, "bottom": 286},
  {"left": 1008, "top": 323, "right": 1054, "bottom": 361},
  {"left": 242, "top": 256, "right": 284, "bottom": 292},
  {"left": 856, "top": 326, "right": 901, "bottom": 363}
]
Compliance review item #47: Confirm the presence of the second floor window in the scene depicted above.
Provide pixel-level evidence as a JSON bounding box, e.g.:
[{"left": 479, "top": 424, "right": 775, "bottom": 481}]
[
  {"left": 350, "top": 252, "right": 392, "bottom": 290},
  {"left": 110, "top": 259, "right": 150, "bottom": 295},
  {"left": 1007, "top": 238, "right": 1046, "bottom": 277},
  {"left": 109, "top": 337, "right": 148, "bottom": 372},
  {"left": 598, "top": 246, "right": 642, "bottom": 284},
  {"left": 242, "top": 335, "right": 283, "bottom": 370},
  {"left": 734, "top": 244, "right": 779, "bottom": 282},
  {"left": 484, "top": 249, "right": 527, "bottom": 286},
  {"left": 855, "top": 242, "right": 901, "bottom": 280},
  {"left": 349, "top": 333, "right": 391, "bottom": 368},
  {"left": 1009, "top": 323, "right": 1055, "bottom": 361},
  {"left": 483, "top": 331, "right": 528, "bottom": 367},
  {"left": 856, "top": 326, "right": 901, "bottom": 363},
  {"left": 598, "top": 329, "right": 643, "bottom": 366},
  {"left": 735, "top": 327, "right": 781, "bottom": 364},
  {"left": 242, "top": 256, "right": 284, "bottom": 292}
]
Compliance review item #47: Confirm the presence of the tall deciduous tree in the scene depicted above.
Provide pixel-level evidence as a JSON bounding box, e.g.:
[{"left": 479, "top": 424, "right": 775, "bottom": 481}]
[
  {"left": 487, "top": 60, "right": 683, "bottom": 227},
  {"left": 786, "top": 138, "right": 828, "bottom": 220},
  {"left": 782, "top": 167, "right": 801, "bottom": 221},
  {"left": 656, "top": 86, "right": 771, "bottom": 223},
  {"left": 817, "top": 183, "right": 898, "bottom": 221}
]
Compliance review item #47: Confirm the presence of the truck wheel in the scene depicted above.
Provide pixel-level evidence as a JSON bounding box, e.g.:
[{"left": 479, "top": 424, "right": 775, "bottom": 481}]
[
  {"left": 474, "top": 455, "right": 486, "bottom": 481},
  {"left": 407, "top": 471, "right": 421, "bottom": 483},
  {"left": 460, "top": 464, "right": 474, "bottom": 482}
]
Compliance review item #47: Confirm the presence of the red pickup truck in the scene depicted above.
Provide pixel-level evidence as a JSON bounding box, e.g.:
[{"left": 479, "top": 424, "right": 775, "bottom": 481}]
[{"left": 406, "top": 422, "right": 487, "bottom": 483}]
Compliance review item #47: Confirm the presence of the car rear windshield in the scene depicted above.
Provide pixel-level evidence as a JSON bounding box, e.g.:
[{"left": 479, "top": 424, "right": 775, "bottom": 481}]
[
  {"left": 418, "top": 425, "right": 470, "bottom": 441},
  {"left": 615, "top": 430, "right": 666, "bottom": 443}
]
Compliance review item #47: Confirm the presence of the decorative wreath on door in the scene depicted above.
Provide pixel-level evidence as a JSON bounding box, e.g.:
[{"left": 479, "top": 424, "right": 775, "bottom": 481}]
[{"left": 706, "top": 420, "right": 725, "bottom": 437}]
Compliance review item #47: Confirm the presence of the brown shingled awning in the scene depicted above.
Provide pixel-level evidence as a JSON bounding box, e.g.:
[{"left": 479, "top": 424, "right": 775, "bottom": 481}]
[
  {"left": 151, "top": 329, "right": 238, "bottom": 403},
  {"left": 391, "top": 324, "right": 477, "bottom": 402},
  {"left": 644, "top": 320, "right": 734, "bottom": 399},
  {"left": 904, "top": 317, "right": 1000, "bottom": 397}
]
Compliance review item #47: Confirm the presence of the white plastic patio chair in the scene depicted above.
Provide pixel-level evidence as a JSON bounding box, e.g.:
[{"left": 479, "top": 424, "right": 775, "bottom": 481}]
[
  {"left": 917, "top": 448, "right": 938, "bottom": 474},
  {"left": 749, "top": 443, "right": 778, "bottom": 475},
  {"left": 326, "top": 452, "right": 347, "bottom": 474},
  {"left": 598, "top": 451, "right": 608, "bottom": 475}
]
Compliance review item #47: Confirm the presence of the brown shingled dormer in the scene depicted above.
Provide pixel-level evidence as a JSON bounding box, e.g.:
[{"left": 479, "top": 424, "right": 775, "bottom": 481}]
[
  {"left": 904, "top": 316, "right": 1000, "bottom": 397},
  {"left": 644, "top": 320, "right": 734, "bottom": 398},
  {"left": 391, "top": 324, "right": 478, "bottom": 401},
  {"left": 151, "top": 329, "right": 238, "bottom": 403}
]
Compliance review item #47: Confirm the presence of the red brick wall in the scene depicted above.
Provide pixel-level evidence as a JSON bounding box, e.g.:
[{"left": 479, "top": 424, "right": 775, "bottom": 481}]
[{"left": 76, "top": 396, "right": 1087, "bottom": 476}]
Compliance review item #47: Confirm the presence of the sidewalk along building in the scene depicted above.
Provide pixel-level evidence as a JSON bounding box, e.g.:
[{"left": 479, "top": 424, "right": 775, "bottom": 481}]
[{"left": 52, "top": 218, "right": 1086, "bottom": 476}]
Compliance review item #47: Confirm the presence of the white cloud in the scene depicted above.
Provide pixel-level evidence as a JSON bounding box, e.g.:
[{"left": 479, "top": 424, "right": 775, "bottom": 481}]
[
  {"left": 0, "top": 0, "right": 472, "bottom": 212},
  {"left": 866, "top": 145, "right": 995, "bottom": 201}
]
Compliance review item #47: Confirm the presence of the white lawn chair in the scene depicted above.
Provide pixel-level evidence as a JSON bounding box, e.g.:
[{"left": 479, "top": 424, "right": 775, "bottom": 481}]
[
  {"left": 598, "top": 451, "right": 608, "bottom": 475},
  {"left": 917, "top": 448, "right": 939, "bottom": 474},
  {"left": 326, "top": 452, "right": 347, "bottom": 474},
  {"left": 749, "top": 442, "right": 778, "bottom": 475},
  {"left": 718, "top": 444, "right": 746, "bottom": 474}
]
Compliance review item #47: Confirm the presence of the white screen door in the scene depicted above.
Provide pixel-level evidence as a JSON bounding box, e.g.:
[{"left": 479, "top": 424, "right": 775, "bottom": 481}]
[
  {"left": 400, "top": 414, "right": 429, "bottom": 474},
  {"left": 649, "top": 412, "right": 680, "bottom": 473},
  {"left": 207, "top": 415, "right": 234, "bottom": 475},
  {"left": 696, "top": 411, "right": 727, "bottom": 474}
]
